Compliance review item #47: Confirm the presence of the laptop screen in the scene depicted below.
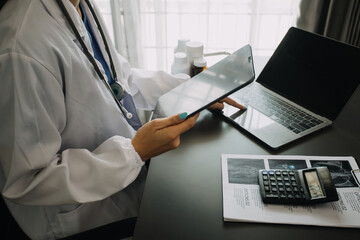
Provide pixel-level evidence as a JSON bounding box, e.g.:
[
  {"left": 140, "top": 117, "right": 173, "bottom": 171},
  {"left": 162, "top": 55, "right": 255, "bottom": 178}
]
[{"left": 256, "top": 27, "right": 360, "bottom": 121}]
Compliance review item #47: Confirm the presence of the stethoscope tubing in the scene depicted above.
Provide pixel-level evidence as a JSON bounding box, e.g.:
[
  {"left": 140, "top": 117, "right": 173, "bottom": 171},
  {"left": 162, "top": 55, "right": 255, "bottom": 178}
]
[{"left": 55, "top": 0, "right": 132, "bottom": 119}]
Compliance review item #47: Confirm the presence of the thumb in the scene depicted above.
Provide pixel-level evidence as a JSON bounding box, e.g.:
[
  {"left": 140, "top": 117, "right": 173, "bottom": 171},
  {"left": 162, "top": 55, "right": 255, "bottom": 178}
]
[{"left": 156, "top": 112, "right": 188, "bottom": 128}]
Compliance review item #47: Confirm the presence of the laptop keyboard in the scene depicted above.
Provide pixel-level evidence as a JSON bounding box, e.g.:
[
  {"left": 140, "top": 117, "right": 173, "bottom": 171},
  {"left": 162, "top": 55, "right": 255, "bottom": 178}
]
[{"left": 234, "top": 85, "right": 323, "bottom": 134}]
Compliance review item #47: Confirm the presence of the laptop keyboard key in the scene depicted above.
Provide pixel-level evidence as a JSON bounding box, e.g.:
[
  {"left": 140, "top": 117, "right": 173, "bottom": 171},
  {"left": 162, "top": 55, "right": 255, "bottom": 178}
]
[
  {"left": 235, "top": 84, "right": 323, "bottom": 133},
  {"left": 299, "top": 122, "right": 311, "bottom": 130}
]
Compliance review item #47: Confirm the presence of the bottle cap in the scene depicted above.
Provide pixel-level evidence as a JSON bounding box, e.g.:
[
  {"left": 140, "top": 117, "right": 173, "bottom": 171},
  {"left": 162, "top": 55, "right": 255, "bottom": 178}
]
[
  {"left": 178, "top": 38, "right": 190, "bottom": 47},
  {"left": 174, "top": 52, "right": 188, "bottom": 64},
  {"left": 185, "top": 41, "right": 204, "bottom": 58},
  {"left": 194, "top": 58, "right": 207, "bottom": 67},
  {"left": 175, "top": 38, "right": 190, "bottom": 53}
]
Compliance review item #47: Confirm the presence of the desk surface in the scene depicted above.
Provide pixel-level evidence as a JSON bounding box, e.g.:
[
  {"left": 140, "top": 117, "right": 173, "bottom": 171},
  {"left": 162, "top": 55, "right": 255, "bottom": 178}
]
[{"left": 133, "top": 57, "right": 360, "bottom": 240}]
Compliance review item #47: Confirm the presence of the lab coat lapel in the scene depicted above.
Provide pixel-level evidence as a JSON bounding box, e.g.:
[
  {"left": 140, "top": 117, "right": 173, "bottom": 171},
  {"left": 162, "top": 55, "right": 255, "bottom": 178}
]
[
  {"left": 40, "top": 0, "right": 92, "bottom": 52},
  {"left": 41, "top": 0, "right": 131, "bottom": 94}
]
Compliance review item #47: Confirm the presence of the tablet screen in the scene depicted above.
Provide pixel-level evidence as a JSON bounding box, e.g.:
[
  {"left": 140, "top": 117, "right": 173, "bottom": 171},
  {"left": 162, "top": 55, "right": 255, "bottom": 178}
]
[{"left": 153, "top": 44, "right": 255, "bottom": 119}]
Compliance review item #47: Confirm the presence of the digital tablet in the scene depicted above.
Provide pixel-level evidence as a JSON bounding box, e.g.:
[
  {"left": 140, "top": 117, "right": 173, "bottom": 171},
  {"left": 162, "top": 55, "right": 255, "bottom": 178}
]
[{"left": 152, "top": 44, "right": 255, "bottom": 119}]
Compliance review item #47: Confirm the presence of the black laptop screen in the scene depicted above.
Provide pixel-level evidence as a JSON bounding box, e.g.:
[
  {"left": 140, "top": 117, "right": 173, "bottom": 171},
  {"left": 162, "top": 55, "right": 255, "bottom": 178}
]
[{"left": 256, "top": 27, "right": 360, "bottom": 121}]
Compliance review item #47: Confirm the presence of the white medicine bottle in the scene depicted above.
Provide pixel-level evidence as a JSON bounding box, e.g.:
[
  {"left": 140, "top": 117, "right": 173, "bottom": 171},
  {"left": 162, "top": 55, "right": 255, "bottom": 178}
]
[
  {"left": 185, "top": 41, "right": 204, "bottom": 66},
  {"left": 171, "top": 52, "right": 191, "bottom": 76},
  {"left": 174, "top": 38, "right": 190, "bottom": 53}
]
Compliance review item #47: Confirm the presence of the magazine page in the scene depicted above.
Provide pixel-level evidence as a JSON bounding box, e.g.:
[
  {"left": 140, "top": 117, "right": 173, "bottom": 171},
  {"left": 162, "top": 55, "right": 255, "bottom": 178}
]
[{"left": 221, "top": 155, "right": 360, "bottom": 228}]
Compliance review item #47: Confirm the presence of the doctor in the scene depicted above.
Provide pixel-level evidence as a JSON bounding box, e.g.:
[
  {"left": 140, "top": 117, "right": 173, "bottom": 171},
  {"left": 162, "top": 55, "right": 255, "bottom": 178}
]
[{"left": 0, "top": 0, "right": 243, "bottom": 239}]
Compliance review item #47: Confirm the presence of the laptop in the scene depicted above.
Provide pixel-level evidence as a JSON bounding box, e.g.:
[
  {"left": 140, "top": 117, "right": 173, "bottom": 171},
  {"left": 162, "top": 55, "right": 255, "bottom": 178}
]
[
  {"left": 152, "top": 44, "right": 255, "bottom": 119},
  {"left": 216, "top": 27, "right": 360, "bottom": 149}
]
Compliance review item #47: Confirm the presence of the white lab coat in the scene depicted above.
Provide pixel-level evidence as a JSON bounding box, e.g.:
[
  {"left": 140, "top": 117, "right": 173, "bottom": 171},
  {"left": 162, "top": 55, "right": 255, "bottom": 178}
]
[{"left": 0, "top": 0, "right": 187, "bottom": 239}]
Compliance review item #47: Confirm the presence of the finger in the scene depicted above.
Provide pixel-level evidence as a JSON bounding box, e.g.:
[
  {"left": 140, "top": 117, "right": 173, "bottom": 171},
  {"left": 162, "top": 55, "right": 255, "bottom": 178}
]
[
  {"left": 208, "top": 102, "right": 224, "bottom": 110},
  {"left": 222, "top": 97, "right": 246, "bottom": 110},
  {"left": 170, "top": 113, "right": 200, "bottom": 135},
  {"left": 152, "top": 112, "right": 188, "bottom": 129}
]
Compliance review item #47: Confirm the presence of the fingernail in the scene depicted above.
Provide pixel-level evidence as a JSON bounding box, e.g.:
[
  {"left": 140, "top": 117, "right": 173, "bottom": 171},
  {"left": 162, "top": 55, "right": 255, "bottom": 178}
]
[{"left": 179, "top": 112, "right": 188, "bottom": 120}]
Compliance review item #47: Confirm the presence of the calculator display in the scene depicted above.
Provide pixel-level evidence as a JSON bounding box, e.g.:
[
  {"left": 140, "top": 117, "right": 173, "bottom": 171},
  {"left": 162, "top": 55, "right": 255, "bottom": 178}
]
[{"left": 304, "top": 170, "right": 325, "bottom": 199}]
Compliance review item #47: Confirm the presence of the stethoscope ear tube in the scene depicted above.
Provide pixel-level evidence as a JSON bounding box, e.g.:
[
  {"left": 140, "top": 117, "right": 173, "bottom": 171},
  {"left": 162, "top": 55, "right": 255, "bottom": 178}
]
[
  {"left": 84, "top": 0, "right": 118, "bottom": 83},
  {"left": 55, "top": 0, "right": 132, "bottom": 119}
]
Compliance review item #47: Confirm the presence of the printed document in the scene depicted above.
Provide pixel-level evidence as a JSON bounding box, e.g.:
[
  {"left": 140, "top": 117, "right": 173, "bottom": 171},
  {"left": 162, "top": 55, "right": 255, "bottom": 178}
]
[{"left": 221, "top": 155, "right": 360, "bottom": 228}]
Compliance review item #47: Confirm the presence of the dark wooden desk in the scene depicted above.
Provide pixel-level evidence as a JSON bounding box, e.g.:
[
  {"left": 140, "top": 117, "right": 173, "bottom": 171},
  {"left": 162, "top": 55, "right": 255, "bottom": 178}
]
[{"left": 133, "top": 57, "right": 360, "bottom": 240}]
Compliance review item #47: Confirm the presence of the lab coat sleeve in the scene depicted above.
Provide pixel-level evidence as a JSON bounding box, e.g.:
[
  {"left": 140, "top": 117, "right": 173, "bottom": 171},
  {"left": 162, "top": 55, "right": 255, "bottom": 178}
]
[
  {"left": 0, "top": 53, "right": 144, "bottom": 206},
  {"left": 115, "top": 52, "right": 190, "bottom": 110}
]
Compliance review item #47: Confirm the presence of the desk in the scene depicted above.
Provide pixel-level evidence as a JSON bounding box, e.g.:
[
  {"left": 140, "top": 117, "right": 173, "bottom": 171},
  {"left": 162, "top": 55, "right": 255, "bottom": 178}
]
[{"left": 133, "top": 57, "right": 360, "bottom": 240}]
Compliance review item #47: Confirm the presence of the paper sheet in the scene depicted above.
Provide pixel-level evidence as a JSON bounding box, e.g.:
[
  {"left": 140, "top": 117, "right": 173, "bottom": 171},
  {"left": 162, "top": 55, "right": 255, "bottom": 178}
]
[{"left": 221, "top": 155, "right": 360, "bottom": 228}]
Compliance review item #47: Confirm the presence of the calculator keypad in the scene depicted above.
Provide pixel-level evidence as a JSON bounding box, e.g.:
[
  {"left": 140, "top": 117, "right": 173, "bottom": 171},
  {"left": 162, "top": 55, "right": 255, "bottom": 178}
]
[{"left": 260, "top": 170, "right": 306, "bottom": 203}]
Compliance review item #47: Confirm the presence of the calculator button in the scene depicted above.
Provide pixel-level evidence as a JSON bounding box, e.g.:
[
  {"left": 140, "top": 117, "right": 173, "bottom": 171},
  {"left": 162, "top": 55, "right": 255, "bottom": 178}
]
[
  {"left": 277, "top": 182, "right": 283, "bottom": 186},
  {"left": 289, "top": 171, "right": 295, "bottom": 176},
  {"left": 283, "top": 177, "right": 289, "bottom": 181},
  {"left": 278, "top": 187, "right": 285, "bottom": 192},
  {"left": 287, "top": 194, "right": 293, "bottom": 199},
  {"left": 295, "top": 194, "right": 301, "bottom": 199},
  {"left": 271, "top": 182, "right": 277, "bottom": 186},
  {"left": 263, "top": 181, "right": 269, "bottom": 186},
  {"left": 271, "top": 187, "right": 278, "bottom": 192},
  {"left": 301, "top": 194, "right": 306, "bottom": 199},
  {"left": 280, "top": 193, "right": 286, "bottom": 199},
  {"left": 293, "top": 187, "right": 299, "bottom": 192},
  {"left": 268, "top": 170, "right": 275, "bottom": 176},
  {"left": 284, "top": 182, "right": 291, "bottom": 187},
  {"left": 290, "top": 176, "right": 296, "bottom": 181},
  {"left": 291, "top": 182, "right": 298, "bottom": 187},
  {"left": 300, "top": 187, "right": 305, "bottom": 192},
  {"left": 270, "top": 177, "right": 276, "bottom": 181},
  {"left": 286, "top": 187, "right": 292, "bottom": 192},
  {"left": 264, "top": 186, "right": 270, "bottom": 192},
  {"left": 262, "top": 170, "right": 268, "bottom": 175},
  {"left": 276, "top": 177, "right": 282, "bottom": 181},
  {"left": 263, "top": 175, "right": 269, "bottom": 180},
  {"left": 266, "top": 193, "right": 279, "bottom": 198},
  {"left": 275, "top": 171, "right": 281, "bottom": 176},
  {"left": 282, "top": 171, "right": 288, "bottom": 175}
]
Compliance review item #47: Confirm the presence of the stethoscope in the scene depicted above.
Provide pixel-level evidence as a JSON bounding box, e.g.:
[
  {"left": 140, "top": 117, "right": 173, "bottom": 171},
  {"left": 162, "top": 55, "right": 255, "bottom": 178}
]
[{"left": 56, "top": 0, "right": 133, "bottom": 119}]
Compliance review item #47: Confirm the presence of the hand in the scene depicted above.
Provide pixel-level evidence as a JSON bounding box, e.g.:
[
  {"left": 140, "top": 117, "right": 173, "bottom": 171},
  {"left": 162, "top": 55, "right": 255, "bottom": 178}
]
[
  {"left": 132, "top": 112, "right": 200, "bottom": 161},
  {"left": 208, "top": 97, "right": 246, "bottom": 111}
]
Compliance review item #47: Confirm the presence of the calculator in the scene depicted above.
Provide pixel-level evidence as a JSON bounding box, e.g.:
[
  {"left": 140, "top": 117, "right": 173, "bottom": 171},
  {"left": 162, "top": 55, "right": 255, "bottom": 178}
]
[{"left": 258, "top": 167, "right": 338, "bottom": 204}]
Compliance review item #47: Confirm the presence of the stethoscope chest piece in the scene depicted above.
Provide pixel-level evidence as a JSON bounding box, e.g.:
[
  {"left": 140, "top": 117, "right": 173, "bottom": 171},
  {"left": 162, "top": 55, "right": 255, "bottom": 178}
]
[
  {"left": 110, "top": 82, "right": 125, "bottom": 101},
  {"left": 110, "top": 82, "right": 133, "bottom": 119}
]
